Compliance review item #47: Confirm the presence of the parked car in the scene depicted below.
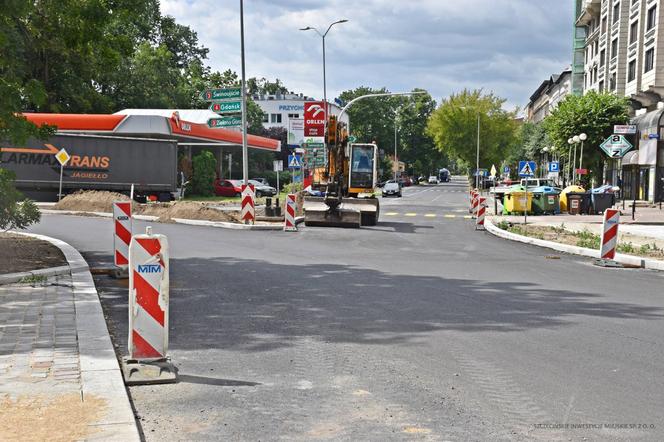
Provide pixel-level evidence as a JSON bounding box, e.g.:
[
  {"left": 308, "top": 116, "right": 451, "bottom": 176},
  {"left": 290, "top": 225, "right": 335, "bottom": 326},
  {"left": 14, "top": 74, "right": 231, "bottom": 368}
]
[
  {"left": 399, "top": 176, "right": 413, "bottom": 187},
  {"left": 428, "top": 176, "right": 439, "bottom": 184},
  {"left": 251, "top": 177, "right": 270, "bottom": 186},
  {"left": 248, "top": 179, "right": 277, "bottom": 197},
  {"left": 214, "top": 179, "right": 243, "bottom": 197},
  {"left": 382, "top": 180, "right": 402, "bottom": 197}
]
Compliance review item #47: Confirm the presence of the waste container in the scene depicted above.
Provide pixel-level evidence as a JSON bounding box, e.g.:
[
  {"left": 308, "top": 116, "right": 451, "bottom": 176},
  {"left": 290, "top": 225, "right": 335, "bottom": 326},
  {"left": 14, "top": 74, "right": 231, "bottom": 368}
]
[
  {"left": 531, "top": 186, "right": 560, "bottom": 215},
  {"left": 503, "top": 188, "right": 532, "bottom": 215},
  {"left": 567, "top": 191, "right": 591, "bottom": 214},
  {"left": 560, "top": 185, "right": 585, "bottom": 212},
  {"left": 591, "top": 186, "right": 615, "bottom": 214}
]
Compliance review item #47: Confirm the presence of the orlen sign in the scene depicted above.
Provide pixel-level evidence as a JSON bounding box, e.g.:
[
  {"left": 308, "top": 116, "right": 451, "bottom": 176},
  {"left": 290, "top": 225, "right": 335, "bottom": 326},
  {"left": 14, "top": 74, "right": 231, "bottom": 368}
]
[{"left": 304, "top": 101, "right": 326, "bottom": 137}]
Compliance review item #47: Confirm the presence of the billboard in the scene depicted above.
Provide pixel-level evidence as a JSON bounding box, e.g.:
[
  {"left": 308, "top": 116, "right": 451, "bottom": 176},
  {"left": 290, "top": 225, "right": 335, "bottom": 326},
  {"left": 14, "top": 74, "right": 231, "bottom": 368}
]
[{"left": 304, "top": 101, "right": 326, "bottom": 137}]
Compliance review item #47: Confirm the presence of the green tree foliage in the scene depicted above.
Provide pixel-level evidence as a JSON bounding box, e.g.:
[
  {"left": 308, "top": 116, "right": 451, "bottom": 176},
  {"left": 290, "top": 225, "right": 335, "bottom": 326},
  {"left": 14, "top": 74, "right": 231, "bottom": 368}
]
[
  {"left": 191, "top": 151, "right": 217, "bottom": 196},
  {"left": 544, "top": 91, "right": 630, "bottom": 183},
  {"left": 247, "top": 78, "right": 289, "bottom": 96},
  {"left": 0, "top": 169, "right": 40, "bottom": 231},
  {"left": 427, "top": 89, "right": 519, "bottom": 174}
]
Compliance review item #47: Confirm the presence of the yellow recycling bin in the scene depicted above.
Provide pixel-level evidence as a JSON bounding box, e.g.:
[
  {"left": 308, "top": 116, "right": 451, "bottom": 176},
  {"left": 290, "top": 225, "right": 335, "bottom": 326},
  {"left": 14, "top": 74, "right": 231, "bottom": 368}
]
[{"left": 503, "top": 190, "right": 532, "bottom": 214}]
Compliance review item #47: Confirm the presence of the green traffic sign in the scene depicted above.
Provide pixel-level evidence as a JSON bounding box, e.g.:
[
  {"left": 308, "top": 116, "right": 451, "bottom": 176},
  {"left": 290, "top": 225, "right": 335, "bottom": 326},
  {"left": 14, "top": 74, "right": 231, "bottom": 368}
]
[
  {"left": 305, "top": 143, "right": 325, "bottom": 149},
  {"left": 208, "top": 116, "right": 242, "bottom": 128},
  {"left": 200, "top": 88, "right": 242, "bottom": 101},
  {"left": 209, "top": 101, "right": 242, "bottom": 114},
  {"left": 600, "top": 135, "right": 633, "bottom": 158},
  {"left": 348, "top": 135, "right": 357, "bottom": 143}
]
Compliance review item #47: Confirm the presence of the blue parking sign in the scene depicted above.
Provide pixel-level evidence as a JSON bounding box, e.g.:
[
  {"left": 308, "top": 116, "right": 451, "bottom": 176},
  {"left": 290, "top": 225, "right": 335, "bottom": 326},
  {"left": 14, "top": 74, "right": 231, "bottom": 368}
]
[
  {"left": 503, "top": 166, "right": 510, "bottom": 175},
  {"left": 548, "top": 161, "right": 560, "bottom": 173}
]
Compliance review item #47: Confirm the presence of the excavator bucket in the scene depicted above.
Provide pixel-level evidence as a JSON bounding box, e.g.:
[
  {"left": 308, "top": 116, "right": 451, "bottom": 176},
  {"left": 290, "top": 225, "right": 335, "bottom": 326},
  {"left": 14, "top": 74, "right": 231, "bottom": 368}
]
[{"left": 303, "top": 197, "right": 379, "bottom": 228}]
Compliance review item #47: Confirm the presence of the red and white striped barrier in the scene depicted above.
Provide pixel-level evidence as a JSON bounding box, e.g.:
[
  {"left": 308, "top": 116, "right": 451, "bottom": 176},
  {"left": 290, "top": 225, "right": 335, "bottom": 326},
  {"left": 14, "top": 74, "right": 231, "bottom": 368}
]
[
  {"left": 241, "top": 184, "right": 255, "bottom": 224},
  {"left": 600, "top": 209, "right": 620, "bottom": 260},
  {"left": 471, "top": 191, "right": 479, "bottom": 218},
  {"left": 284, "top": 194, "right": 297, "bottom": 231},
  {"left": 476, "top": 197, "right": 486, "bottom": 229},
  {"left": 113, "top": 201, "right": 132, "bottom": 268},
  {"left": 128, "top": 228, "right": 169, "bottom": 360}
]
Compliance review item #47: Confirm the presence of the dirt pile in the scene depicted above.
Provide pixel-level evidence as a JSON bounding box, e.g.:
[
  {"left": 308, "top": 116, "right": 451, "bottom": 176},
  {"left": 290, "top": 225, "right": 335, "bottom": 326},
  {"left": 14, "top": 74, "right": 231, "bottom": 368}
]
[
  {"left": 54, "top": 190, "right": 129, "bottom": 213},
  {"left": 139, "top": 201, "right": 240, "bottom": 223}
]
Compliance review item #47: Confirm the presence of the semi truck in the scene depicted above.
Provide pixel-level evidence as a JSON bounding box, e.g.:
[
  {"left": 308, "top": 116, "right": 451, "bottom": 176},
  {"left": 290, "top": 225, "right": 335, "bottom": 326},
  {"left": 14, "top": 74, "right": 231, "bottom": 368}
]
[{"left": 0, "top": 133, "right": 178, "bottom": 202}]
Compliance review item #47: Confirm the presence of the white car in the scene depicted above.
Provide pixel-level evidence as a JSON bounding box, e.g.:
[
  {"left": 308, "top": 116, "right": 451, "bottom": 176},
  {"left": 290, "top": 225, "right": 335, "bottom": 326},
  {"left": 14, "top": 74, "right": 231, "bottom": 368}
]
[
  {"left": 428, "top": 176, "right": 439, "bottom": 184},
  {"left": 382, "top": 180, "right": 402, "bottom": 197}
]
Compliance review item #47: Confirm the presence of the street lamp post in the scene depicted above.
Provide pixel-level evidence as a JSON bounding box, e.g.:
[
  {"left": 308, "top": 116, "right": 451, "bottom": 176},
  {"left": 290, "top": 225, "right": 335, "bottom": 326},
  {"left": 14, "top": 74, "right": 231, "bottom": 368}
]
[
  {"left": 239, "top": 0, "right": 249, "bottom": 188},
  {"left": 567, "top": 137, "right": 574, "bottom": 184},
  {"left": 300, "top": 20, "right": 348, "bottom": 122},
  {"left": 579, "top": 133, "right": 587, "bottom": 172}
]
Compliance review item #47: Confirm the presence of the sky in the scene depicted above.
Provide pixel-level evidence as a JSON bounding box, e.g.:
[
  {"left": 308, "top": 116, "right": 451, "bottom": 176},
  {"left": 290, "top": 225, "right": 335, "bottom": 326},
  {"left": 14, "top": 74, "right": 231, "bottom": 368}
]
[{"left": 161, "top": 0, "right": 574, "bottom": 110}]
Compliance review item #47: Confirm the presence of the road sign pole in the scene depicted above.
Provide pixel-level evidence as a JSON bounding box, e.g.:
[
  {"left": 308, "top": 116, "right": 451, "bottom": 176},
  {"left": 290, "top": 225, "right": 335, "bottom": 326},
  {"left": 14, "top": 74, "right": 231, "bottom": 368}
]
[
  {"left": 240, "top": 0, "right": 249, "bottom": 207},
  {"left": 58, "top": 164, "right": 64, "bottom": 201}
]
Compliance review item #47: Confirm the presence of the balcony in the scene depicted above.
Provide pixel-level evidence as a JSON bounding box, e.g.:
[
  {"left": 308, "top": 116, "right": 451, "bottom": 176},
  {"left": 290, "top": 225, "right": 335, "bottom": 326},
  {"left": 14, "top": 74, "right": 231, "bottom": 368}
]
[{"left": 577, "top": 0, "right": 601, "bottom": 26}]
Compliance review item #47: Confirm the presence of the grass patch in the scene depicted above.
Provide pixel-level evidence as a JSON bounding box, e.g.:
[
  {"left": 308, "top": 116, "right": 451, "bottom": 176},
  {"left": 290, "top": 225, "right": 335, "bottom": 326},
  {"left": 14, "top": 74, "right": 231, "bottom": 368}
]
[
  {"left": 575, "top": 229, "right": 600, "bottom": 249},
  {"left": 18, "top": 274, "right": 47, "bottom": 285}
]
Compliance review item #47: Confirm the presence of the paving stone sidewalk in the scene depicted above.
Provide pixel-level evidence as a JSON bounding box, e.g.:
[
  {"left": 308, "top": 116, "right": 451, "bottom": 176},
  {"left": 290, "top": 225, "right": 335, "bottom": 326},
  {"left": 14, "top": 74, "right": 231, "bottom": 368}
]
[{"left": 0, "top": 275, "right": 82, "bottom": 396}]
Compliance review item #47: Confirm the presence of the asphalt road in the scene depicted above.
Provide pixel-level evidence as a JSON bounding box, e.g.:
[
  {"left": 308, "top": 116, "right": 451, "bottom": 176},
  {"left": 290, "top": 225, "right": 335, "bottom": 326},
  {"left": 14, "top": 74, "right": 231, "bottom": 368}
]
[{"left": 27, "top": 177, "right": 664, "bottom": 441}]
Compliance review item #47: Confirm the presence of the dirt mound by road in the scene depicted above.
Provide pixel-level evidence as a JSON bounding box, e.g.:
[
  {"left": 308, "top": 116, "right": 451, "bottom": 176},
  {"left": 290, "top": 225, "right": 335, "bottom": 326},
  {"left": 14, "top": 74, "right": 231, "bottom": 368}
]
[
  {"left": 54, "top": 190, "right": 129, "bottom": 213},
  {"left": 0, "top": 233, "right": 67, "bottom": 274},
  {"left": 139, "top": 201, "right": 240, "bottom": 223},
  {"left": 53, "top": 191, "right": 240, "bottom": 223}
]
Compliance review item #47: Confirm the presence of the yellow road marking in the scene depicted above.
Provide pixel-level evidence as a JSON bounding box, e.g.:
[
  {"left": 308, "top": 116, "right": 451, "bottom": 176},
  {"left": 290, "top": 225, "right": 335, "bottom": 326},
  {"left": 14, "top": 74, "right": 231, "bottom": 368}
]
[
  {"left": 463, "top": 215, "right": 473, "bottom": 219},
  {"left": 405, "top": 213, "right": 417, "bottom": 217},
  {"left": 385, "top": 212, "right": 399, "bottom": 216},
  {"left": 444, "top": 214, "right": 456, "bottom": 218},
  {"left": 425, "top": 214, "right": 436, "bottom": 218}
]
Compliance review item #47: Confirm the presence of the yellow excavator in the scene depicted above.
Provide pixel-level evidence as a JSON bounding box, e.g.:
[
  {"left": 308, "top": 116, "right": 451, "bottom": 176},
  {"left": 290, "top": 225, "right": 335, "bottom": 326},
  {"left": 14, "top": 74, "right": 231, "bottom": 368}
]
[{"left": 303, "top": 116, "right": 380, "bottom": 228}]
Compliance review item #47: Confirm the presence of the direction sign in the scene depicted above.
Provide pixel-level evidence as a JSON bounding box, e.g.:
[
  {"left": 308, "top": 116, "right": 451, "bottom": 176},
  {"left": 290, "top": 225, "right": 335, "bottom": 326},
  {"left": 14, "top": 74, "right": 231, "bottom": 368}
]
[
  {"left": 614, "top": 124, "right": 637, "bottom": 135},
  {"left": 208, "top": 116, "right": 242, "bottom": 128},
  {"left": 600, "top": 135, "right": 633, "bottom": 158},
  {"left": 210, "top": 101, "right": 242, "bottom": 114},
  {"left": 348, "top": 135, "right": 357, "bottom": 143},
  {"left": 305, "top": 142, "right": 325, "bottom": 149},
  {"left": 200, "top": 87, "right": 242, "bottom": 101},
  {"left": 490, "top": 164, "right": 497, "bottom": 178},
  {"left": 288, "top": 154, "right": 302, "bottom": 169},
  {"left": 548, "top": 161, "right": 560, "bottom": 173},
  {"left": 518, "top": 160, "right": 536, "bottom": 177},
  {"left": 55, "top": 148, "right": 70, "bottom": 166},
  {"left": 273, "top": 160, "right": 283, "bottom": 172}
]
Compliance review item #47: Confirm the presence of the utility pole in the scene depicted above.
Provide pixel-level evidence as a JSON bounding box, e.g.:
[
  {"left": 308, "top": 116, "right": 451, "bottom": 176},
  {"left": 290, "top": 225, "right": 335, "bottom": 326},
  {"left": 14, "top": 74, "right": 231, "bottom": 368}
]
[{"left": 240, "top": 0, "right": 248, "bottom": 186}]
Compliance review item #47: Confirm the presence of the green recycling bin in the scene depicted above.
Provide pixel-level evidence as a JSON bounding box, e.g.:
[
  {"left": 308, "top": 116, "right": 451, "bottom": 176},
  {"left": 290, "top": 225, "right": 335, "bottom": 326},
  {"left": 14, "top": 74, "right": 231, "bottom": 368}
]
[{"left": 531, "top": 186, "right": 560, "bottom": 215}]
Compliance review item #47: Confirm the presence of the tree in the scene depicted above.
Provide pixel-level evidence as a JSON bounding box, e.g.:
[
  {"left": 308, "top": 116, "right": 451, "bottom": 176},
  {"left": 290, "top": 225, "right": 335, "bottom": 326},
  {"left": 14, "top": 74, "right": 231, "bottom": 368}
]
[
  {"left": 0, "top": 169, "right": 40, "bottom": 231},
  {"left": 191, "top": 151, "right": 217, "bottom": 196},
  {"left": 544, "top": 91, "right": 630, "bottom": 185},
  {"left": 247, "top": 77, "right": 288, "bottom": 96},
  {"left": 427, "top": 89, "right": 519, "bottom": 174}
]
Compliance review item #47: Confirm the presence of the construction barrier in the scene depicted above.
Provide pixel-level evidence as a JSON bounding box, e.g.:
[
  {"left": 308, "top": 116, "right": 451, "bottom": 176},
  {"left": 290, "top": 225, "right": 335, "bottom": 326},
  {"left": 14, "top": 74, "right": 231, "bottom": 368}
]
[
  {"left": 241, "top": 184, "right": 255, "bottom": 224},
  {"left": 284, "top": 194, "right": 297, "bottom": 231},
  {"left": 113, "top": 201, "right": 132, "bottom": 268},
  {"left": 471, "top": 190, "right": 479, "bottom": 218},
  {"left": 128, "top": 227, "right": 169, "bottom": 360},
  {"left": 476, "top": 197, "right": 486, "bottom": 229},
  {"left": 600, "top": 208, "right": 620, "bottom": 260}
]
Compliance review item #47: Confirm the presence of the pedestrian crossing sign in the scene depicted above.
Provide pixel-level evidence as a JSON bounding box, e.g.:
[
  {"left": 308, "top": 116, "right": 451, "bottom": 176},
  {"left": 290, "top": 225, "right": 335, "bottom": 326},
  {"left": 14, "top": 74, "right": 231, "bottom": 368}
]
[
  {"left": 518, "top": 160, "right": 536, "bottom": 177},
  {"left": 288, "top": 154, "right": 302, "bottom": 169}
]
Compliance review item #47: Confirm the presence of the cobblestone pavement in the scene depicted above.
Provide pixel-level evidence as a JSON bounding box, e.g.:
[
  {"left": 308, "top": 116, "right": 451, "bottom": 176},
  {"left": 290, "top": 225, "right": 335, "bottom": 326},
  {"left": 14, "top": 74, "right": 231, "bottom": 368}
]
[{"left": 0, "top": 275, "right": 82, "bottom": 397}]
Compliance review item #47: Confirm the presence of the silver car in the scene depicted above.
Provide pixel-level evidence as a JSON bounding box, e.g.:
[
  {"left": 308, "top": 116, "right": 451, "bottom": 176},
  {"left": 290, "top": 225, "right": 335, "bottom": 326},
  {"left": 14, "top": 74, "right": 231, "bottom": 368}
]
[{"left": 382, "top": 180, "right": 402, "bottom": 197}]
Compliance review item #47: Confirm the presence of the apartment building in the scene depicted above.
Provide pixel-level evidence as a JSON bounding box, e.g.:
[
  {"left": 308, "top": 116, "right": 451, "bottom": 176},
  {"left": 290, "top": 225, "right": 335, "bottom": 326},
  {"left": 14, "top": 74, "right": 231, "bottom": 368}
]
[
  {"left": 525, "top": 69, "right": 572, "bottom": 123},
  {"left": 576, "top": 0, "right": 664, "bottom": 202}
]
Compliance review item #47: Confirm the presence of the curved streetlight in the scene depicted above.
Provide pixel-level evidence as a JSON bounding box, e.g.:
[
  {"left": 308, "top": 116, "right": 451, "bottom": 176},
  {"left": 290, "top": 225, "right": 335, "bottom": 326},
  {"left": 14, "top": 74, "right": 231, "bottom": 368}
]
[{"left": 300, "top": 20, "right": 348, "bottom": 120}]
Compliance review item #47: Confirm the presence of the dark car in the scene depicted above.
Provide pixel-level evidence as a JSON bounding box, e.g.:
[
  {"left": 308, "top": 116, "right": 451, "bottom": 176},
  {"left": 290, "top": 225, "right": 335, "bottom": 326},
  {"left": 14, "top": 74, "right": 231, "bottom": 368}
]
[{"left": 248, "top": 179, "right": 277, "bottom": 197}]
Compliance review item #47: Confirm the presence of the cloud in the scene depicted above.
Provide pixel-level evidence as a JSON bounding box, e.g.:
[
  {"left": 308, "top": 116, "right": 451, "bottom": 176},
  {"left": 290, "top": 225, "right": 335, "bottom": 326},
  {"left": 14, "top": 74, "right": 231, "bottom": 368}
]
[{"left": 161, "top": 0, "right": 573, "bottom": 108}]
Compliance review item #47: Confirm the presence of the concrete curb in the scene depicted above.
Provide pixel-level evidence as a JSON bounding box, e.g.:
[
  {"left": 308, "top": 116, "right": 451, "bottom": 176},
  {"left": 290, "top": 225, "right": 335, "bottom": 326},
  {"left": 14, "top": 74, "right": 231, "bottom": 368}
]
[
  {"left": 41, "top": 209, "right": 286, "bottom": 231},
  {"left": 485, "top": 218, "right": 664, "bottom": 271},
  {"left": 12, "top": 232, "right": 141, "bottom": 441},
  {"left": 0, "top": 265, "right": 75, "bottom": 286}
]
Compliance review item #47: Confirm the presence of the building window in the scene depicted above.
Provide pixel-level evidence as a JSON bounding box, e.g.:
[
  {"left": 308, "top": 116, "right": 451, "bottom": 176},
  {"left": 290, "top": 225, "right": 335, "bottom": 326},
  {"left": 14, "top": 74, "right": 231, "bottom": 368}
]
[
  {"left": 600, "top": 49, "right": 606, "bottom": 66},
  {"left": 611, "top": 38, "right": 618, "bottom": 58},
  {"left": 602, "top": 16, "right": 608, "bottom": 33},
  {"left": 628, "top": 59, "right": 636, "bottom": 81},
  {"left": 599, "top": 80, "right": 605, "bottom": 92},
  {"left": 287, "top": 113, "right": 300, "bottom": 119},
  {"left": 262, "top": 113, "right": 269, "bottom": 123},
  {"left": 645, "top": 47, "right": 655, "bottom": 72},
  {"left": 270, "top": 113, "right": 282, "bottom": 123},
  {"left": 630, "top": 21, "right": 638, "bottom": 43},
  {"left": 647, "top": 6, "right": 657, "bottom": 31},
  {"left": 613, "top": 2, "right": 620, "bottom": 24},
  {"left": 610, "top": 72, "right": 617, "bottom": 90}
]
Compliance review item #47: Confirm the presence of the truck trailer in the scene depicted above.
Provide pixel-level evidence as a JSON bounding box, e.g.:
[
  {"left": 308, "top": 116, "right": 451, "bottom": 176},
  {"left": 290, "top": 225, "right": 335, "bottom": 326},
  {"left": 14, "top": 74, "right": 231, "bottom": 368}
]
[{"left": 0, "top": 133, "right": 178, "bottom": 202}]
